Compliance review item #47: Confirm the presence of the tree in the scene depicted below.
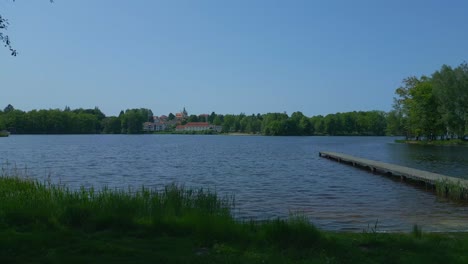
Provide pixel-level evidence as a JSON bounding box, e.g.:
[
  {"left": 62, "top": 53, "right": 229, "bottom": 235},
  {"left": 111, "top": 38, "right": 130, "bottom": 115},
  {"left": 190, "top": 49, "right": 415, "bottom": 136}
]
[
  {"left": 187, "top": 115, "right": 199, "bottom": 122},
  {"left": 1, "top": 108, "right": 26, "bottom": 133},
  {"left": 102, "top": 117, "right": 121, "bottom": 134},
  {"left": 261, "top": 113, "right": 288, "bottom": 135},
  {"left": 147, "top": 109, "right": 154, "bottom": 122},
  {"left": 120, "top": 108, "right": 152, "bottom": 134},
  {"left": 208, "top": 112, "right": 216, "bottom": 124},
  {"left": 386, "top": 110, "right": 404, "bottom": 136},
  {"left": 73, "top": 113, "right": 98, "bottom": 134},
  {"left": 408, "top": 79, "right": 442, "bottom": 139},
  {"left": 4, "top": 104, "right": 14, "bottom": 113},
  {"left": 324, "top": 114, "right": 338, "bottom": 135},
  {"left": 0, "top": 14, "right": 16, "bottom": 56},
  {"left": 290, "top": 112, "right": 307, "bottom": 134},
  {"left": 222, "top": 115, "right": 236, "bottom": 132},
  {"left": 310, "top": 115, "right": 325, "bottom": 135},
  {"left": 168, "top": 113, "right": 175, "bottom": 121},
  {"left": 393, "top": 73, "right": 450, "bottom": 140},
  {"left": 213, "top": 115, "right": 222, "bottom": 126},
  {"left": 432, "top": 63, "right": 468, "bottom": 138},
  {"left": 299, "top": 116, "right": 312, "bottom": 135},
  {"left": 366, "top": 111, "right": 387, "bottom": 136},
  {"left": 392, "top": 76, "right": 419, "bottom": 139},
  {"left": 1, "top": 1, "right": 54, "bottom": 56}
]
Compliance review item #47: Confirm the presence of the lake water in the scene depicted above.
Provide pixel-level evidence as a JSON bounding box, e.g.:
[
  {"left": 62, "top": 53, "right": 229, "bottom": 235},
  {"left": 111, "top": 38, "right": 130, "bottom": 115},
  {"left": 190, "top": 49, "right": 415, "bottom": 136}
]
[{"left": 1, "top": 135, "right": 468, "bottom": 232}]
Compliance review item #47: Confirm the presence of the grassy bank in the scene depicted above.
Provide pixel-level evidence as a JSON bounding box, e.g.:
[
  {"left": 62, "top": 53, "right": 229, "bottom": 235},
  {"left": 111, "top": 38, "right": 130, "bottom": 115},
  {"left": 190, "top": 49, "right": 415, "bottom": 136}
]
[
  {"left": 395, "top": 139, "right": 468, "bottom": 146},
  {"left": 1, "top": 177, "right": 468, "bottom": 263}
]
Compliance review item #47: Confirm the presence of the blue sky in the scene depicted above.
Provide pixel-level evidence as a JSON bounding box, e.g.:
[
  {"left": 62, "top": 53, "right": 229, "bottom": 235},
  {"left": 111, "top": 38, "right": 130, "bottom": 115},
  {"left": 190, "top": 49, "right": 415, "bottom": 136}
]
[{"left": 1, "top": 0, "right": 467, "bottom": 117}]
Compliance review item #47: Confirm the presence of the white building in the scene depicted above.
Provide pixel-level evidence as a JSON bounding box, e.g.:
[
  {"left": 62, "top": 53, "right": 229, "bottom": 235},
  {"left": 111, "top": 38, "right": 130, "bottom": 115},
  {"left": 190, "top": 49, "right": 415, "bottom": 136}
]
[
  {"left": 175, "top": 122, "right": 222, "bottom": 132},
  {"left": 143, "top": 122, "right": 167, "bottom": 132}
]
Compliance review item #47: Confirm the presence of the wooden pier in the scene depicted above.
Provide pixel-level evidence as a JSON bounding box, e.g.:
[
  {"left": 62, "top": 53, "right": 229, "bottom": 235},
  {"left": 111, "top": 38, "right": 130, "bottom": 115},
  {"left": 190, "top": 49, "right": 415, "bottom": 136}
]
[{"left": 319, "top": 151, "right": 468, "bottom": 188}]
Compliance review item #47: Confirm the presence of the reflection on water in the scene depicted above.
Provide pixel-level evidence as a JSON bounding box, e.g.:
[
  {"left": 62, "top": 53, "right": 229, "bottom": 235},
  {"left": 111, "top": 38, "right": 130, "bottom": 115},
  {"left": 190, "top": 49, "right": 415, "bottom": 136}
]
[{"left": 1, "top": 135, "right": 468, "bottom": 232}]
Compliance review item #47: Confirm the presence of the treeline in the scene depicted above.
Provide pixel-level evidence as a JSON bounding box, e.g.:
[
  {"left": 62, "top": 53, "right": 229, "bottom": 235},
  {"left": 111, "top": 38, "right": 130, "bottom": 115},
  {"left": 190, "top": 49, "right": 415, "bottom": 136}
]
[
  {"left": 195, "top": 110, "right": 387, "bottom": 136},
  {"left": 0, "top": 105, "right": 153, "bottom": 134},
  {"left": 389, "top": 62, "right": 468, "bottom": 140},
  {"left": 0, "top": 104, "right": 389, "bottom": 136}
]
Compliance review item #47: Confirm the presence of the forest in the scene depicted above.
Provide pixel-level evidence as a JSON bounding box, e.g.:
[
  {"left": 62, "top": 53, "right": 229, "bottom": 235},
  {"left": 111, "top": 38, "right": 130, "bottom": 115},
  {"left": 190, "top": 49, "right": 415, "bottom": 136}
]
[
  {"left": 0, "top": 105, "right": 388, "bottom": 136},
  {"left": 388, "top": 62, "right": 468, "bottom": 140},
  {"left": 0, "top": 106, "right": 153, "bottom": 135}
]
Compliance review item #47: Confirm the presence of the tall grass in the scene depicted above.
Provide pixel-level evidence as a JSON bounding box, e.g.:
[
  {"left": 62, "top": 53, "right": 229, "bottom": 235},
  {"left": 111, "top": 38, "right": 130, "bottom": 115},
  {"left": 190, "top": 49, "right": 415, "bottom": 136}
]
[
  {"left": 0, "top": 175, "right": 323, "bottom": 248},
  {"left": 0, "top": 176, "right": 232, "bottom": 232},
  {"left": 435, "top": 179, "right": 468, "bottom": 200}
]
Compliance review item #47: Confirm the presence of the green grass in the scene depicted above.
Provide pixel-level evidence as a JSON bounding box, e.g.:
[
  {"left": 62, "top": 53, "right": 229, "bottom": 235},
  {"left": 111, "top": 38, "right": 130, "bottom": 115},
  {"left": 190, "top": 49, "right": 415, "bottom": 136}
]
[{"left": 1, "top": 176, "right": 468, "bottom": 263}]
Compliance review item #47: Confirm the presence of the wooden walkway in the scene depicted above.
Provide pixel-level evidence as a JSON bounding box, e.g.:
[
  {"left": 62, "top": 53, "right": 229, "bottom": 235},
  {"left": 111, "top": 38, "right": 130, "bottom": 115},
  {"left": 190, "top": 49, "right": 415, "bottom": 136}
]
[{"left": 319, "top": 151, "right": 468, "bottom": 188}]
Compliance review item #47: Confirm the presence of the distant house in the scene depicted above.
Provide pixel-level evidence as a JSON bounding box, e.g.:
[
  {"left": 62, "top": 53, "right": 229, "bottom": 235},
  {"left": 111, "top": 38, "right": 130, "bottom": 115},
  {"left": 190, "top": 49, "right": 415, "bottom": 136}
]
[
  {"left": 143, "top": 122, "right": 167, "bottom": 132},
  {"left": 176, "top": 122, "right": 222, "bottom": 132}
]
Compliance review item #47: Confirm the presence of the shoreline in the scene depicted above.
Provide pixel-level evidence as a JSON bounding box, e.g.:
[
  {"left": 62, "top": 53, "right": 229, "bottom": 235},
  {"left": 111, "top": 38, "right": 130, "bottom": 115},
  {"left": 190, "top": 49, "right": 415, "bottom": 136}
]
[
  {"left": 395, "top": 139, "right": 468, "bottom": 146},
  {"left": 224, "top": 132, "right": 260, "bottom": 136}
]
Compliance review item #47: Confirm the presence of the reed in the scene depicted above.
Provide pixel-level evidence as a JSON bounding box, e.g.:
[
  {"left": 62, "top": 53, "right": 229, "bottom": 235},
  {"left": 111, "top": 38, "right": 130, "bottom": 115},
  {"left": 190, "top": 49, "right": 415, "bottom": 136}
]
[
  {"left": 0, "top": 175, "right": 322, "bottom": 247},
  {"left": 0, "top": 176, "right": 233, "bottom": 233},
  {"left": 435, "top": 179, "right": 468, "bottom": 200}
]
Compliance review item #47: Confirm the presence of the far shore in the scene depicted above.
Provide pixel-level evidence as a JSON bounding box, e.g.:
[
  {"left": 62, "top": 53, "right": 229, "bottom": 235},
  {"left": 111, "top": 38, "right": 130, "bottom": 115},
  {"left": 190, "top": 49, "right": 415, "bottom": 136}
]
[
  {"left": 395, "top": 139, "right": 468, "bottom": 146},
  {"left": 225, "top": 132, "right": 260, "bottom": 136}
]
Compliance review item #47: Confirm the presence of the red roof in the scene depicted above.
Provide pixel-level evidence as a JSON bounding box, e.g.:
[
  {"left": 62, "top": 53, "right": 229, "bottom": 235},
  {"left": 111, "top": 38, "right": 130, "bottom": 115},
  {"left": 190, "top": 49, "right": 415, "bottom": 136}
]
[{"left": 184, "top": 122, "right": 210, "bottom": 127}]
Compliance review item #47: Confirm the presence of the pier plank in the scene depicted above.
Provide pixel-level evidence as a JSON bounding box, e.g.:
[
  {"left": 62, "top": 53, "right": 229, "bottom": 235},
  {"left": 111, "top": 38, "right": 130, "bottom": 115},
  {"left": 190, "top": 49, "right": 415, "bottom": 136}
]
[{"left": 319, "top": 151, "right": 468, "bottom": 187}]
